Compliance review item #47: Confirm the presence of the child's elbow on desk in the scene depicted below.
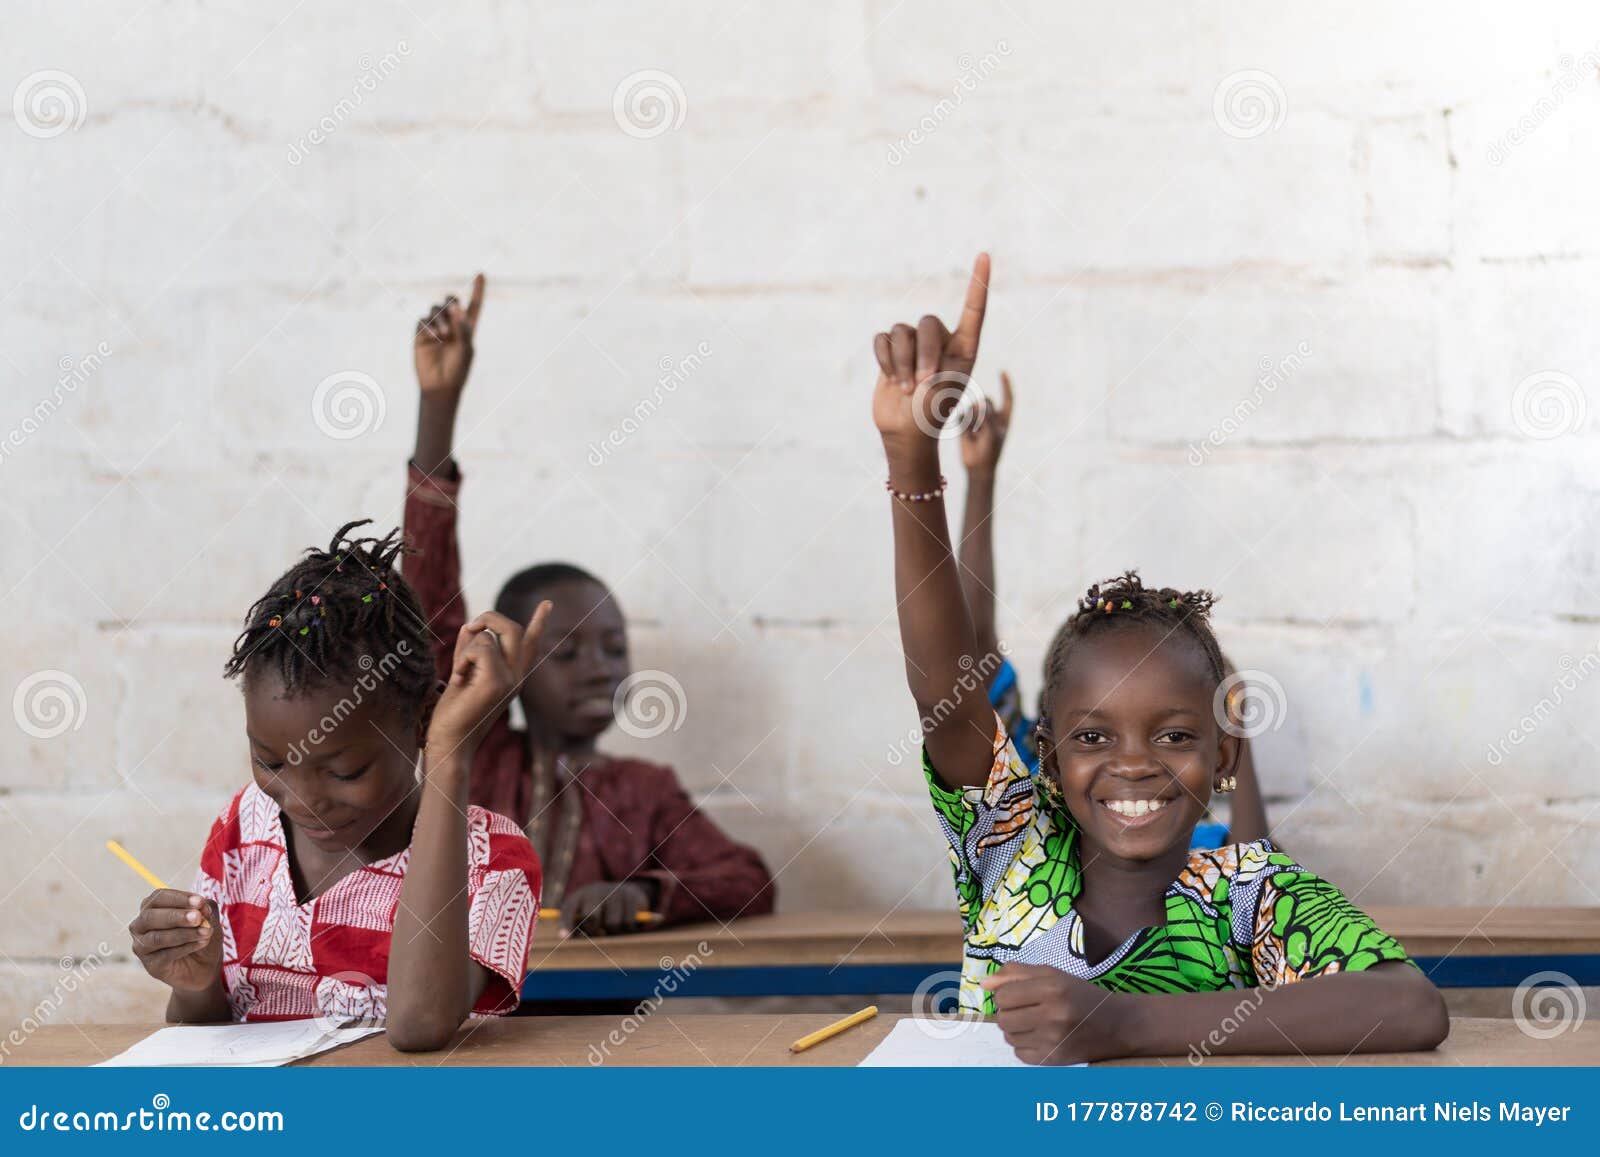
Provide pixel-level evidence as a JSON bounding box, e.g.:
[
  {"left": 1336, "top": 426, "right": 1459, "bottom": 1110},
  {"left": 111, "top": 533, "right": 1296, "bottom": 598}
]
[
  {"left": 1371, "top": 963, "right": 1452, "bottom": 1052},
  {"left": 385, "top": 1010, "right": 466, "bottom": 1053},
  {"left": 1409, "top": 976, "right": 1452, "bottom": 1052}
]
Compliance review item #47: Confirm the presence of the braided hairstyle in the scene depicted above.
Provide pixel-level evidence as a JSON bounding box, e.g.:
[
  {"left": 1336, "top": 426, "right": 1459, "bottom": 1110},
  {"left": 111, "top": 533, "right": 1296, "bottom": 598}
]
[
  {"left": 1037, "top": 570, "right": 1225, "bottom": 741},
  {"left": 223, "top": 519, "right": 436, "bottom": 715}
]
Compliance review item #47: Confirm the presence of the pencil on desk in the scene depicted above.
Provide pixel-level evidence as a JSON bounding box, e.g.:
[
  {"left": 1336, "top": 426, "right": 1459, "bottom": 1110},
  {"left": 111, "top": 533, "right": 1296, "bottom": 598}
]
[
  {"left": 789, "top": 1005, "right": 878, "bottom": 1053},
  {"left": 106, "top": 840, "right": 168, "bottom": 890},
  {"left": 539, "top": 907, "right": 662, "bottom": 924}
]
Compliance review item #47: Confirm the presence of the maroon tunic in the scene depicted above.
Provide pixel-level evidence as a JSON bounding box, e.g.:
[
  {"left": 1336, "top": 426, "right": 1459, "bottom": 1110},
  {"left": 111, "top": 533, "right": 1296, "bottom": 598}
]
[{"left": 403, "top": 463, "right": 776, "bottom": 927}]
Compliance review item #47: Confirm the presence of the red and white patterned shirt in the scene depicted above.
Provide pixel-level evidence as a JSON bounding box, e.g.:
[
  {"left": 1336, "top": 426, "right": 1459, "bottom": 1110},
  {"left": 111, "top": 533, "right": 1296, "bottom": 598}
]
[{"left": 194, "top": 784, "right": 541, "bottom": 1022}]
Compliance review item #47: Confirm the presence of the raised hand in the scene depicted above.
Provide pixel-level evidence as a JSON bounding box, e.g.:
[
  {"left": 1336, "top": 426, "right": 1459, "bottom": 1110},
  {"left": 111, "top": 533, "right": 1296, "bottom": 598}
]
[
  {"left": 413, "top": 273, "right": 485, "bottom": 397},
  {"left": 960, "top": 370, "right": 1014, "bottom": 475},
  {"left": 872, "top": 253, "right": 991, "bottom": 450},
  {"left": 427, "top": 601, "right": 553, "bottom": 758}
]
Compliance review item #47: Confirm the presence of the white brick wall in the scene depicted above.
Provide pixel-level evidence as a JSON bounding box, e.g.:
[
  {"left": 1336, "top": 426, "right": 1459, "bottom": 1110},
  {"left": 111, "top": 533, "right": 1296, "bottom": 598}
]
[{"left": 3, "top": 1, "right": 1600, "bottom": 1027}]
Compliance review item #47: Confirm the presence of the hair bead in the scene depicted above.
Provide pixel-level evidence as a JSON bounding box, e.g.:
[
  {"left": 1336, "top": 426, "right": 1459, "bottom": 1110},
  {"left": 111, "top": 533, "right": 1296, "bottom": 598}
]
[
  {"left": 1036, "top": 570, "right": 1226, "bottom": 737},
  {"left": 224, "top": 519, "right": 434, "bottom": 715}
]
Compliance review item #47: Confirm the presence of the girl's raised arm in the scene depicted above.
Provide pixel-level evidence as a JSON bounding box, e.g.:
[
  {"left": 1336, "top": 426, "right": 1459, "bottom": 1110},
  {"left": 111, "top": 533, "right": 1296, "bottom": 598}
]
[
  {"left": 871, "top": 254, "right": 999, "bottom": 788},
  {"left": 956, "top": 371, "right": 1013, "bottom": 664},
  {"left": 387, "top": 602, "right": 550, "bottom": 1051},
  {"left": 412, "top": 273, "right": 484, "bottom": 477}
]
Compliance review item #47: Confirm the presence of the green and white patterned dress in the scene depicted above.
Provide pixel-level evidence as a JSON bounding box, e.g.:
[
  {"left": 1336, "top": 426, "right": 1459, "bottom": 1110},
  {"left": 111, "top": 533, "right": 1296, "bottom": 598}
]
[{"left": 926, "top": 718, "right": 1411, "bottom": 1014}]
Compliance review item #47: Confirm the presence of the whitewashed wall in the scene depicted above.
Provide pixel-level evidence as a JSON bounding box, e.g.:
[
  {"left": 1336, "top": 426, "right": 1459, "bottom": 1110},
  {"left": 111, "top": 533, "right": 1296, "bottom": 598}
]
[{"left": 4, "top": 1, "right": 1600, "bottom": 1025}]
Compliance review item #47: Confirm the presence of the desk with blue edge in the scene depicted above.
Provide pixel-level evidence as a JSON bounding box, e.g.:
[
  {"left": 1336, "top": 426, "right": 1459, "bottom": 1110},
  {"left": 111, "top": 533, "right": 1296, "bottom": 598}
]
[
  {"left": 522, "top": 907, "right": 1600, "bottom": 1002},
  {"left": 13, "top": 1015, "right": 1600, "bottom": 1066}
]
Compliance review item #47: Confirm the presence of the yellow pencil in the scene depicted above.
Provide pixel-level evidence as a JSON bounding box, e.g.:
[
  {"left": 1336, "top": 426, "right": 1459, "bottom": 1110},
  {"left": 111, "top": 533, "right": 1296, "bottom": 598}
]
[
  {"left": 789, "top": 1005, "right": 878, "bottom": 1053},
  {"left": 540, "top": 907, "right": 661, "bottom": 923},
  {"left": 106, "top": 840, "right": 168, "bottom": 890}
]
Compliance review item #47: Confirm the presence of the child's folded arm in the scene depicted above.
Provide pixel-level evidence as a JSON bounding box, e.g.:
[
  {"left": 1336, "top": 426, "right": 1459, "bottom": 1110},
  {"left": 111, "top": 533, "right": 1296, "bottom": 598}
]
[
  {"left": 386, "top": 747, "right": 483, "bottom": 1051},
  {"left": 1120, "top": 963, "right": 1448, "bottom": 1059},
  {"left": 1126, "top": 966, "right": 1452, "bottom": 1056},
  {"left": 987, "top": 958, "right": 1446, "bottom": 1065},
  {"left": 388, "top": 603, "right": 552, "bottom": 1051}
]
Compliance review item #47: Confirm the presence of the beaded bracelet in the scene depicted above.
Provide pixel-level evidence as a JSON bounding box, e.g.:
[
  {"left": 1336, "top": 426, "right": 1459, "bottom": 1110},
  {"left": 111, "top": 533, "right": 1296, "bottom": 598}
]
[{"left": 886, "top": 475, "right": 947, "bottom": 503}]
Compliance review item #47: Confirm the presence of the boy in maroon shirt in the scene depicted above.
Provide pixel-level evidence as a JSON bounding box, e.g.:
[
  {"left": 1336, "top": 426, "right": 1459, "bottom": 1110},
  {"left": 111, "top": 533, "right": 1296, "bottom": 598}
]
[{"left": 405, "top": 275, "right": 775, "bottom": 936}]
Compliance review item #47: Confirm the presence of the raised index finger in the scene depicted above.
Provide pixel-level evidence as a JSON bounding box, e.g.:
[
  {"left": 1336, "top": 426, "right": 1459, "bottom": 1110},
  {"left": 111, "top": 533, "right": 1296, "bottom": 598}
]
[
  {"left": 465, "top": 272, "right": 486, "bottom": 327},
  {"left": 517, "top": 599, "right": 554, "bottom": 676},
  {"left": 953, "top": 252, "right": 991, "bottom": 348}
]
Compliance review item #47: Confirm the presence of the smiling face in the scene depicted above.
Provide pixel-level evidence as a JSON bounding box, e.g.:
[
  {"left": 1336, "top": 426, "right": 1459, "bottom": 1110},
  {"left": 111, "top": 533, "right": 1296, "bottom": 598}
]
[
  {"left": 512, "top": 577, "right": 630, "bottom": 745},
  {"left": 1040, "top": 622, "right": 1237, "bottom": 865},
  {"left": 243, "top": 672, "right": 423, "bottom": 857}
]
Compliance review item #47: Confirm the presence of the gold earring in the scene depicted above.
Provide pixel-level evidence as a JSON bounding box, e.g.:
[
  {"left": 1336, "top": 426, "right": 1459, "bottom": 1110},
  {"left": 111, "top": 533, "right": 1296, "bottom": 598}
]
[{"left": 1215, "top": 776, "right": 1236, "bottom": 794}]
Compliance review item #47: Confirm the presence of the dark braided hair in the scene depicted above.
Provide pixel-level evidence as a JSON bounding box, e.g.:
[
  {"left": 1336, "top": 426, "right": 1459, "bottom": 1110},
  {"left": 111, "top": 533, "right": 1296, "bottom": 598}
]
[
  {"left": 1037, "top": 570, "right": 1225, "bottom": 737},
  {"left": 495, "top": 561, "right": 607, "bottom": 623},
  {"left": 224, "top": 519, "right": 436, "bottom": 715}
]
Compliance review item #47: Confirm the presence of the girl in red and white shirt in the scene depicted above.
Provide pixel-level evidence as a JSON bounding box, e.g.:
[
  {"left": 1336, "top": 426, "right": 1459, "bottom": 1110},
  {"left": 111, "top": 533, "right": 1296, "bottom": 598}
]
[{"left": 126, "top": 521, "right": 546, "bottom": 1052}]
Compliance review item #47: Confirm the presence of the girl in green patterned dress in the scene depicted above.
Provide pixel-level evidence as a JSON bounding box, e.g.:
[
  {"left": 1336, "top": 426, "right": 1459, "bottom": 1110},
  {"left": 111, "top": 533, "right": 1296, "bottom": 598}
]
[{"left": 869, "top": 253, "right": 1449, "bottom": 1065}]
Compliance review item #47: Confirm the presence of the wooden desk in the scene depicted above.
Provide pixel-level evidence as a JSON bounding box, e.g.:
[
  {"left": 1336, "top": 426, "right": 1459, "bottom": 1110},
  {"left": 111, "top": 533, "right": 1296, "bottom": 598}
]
[
  {"left": 11, "top": 1016, "right": 1594, "bottom": 1068},
  {"left": 524, "top": 908, "right": 1600, "bottom": 998},
  {"left": 530, "top": 910, "right": 957, "bottom": 971}
]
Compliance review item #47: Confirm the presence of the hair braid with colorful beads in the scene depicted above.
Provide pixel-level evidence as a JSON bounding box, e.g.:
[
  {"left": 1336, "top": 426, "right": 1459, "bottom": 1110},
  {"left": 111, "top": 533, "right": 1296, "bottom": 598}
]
[
  {"left": 223, "top": 518, "right": 436, "bottom": 712},
  {"left": 1037, "top": 570, "right": 1225, "bottom": 738}
]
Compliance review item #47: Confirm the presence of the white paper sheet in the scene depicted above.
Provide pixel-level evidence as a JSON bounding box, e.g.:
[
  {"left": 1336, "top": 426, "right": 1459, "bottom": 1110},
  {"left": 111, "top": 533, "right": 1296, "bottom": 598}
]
[
  {"left": 95, "top": 1020, "right": 385, "bottom": 1068},
  {"left": 858, "top": 1019, "right": 1084, "bottom": 1067}
]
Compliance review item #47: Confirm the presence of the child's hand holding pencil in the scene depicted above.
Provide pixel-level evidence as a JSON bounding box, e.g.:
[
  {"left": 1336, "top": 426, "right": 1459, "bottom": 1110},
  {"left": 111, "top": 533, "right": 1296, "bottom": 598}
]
[
  {"left": 127, "top": 888, "right": 223, "bottom": 992},
  {"left": 113, "top": 841, "right": 224, "bottom": 993},
  {"left": 558, "top": 881, "right": 660, "bottom": 936}
]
